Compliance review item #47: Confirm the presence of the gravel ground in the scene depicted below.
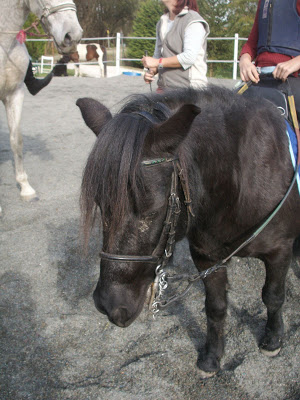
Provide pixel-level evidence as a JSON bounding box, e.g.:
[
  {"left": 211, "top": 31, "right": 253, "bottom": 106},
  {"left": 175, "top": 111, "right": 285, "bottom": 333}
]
[{"left": 0, "top": 75, "right": 299, "bottom": 400}]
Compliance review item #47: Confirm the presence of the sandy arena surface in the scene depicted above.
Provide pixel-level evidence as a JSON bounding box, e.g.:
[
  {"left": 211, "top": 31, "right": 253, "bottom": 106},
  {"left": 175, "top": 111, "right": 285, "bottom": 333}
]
[{"left": 0, "top": 74, "right": 299, "bottom": 400}]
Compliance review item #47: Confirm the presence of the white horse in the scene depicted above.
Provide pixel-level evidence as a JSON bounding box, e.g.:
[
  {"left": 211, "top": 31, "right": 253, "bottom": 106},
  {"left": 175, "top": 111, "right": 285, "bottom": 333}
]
[
  {"left": 71, "top": 43, "right": 104, "bottom": 78},
  {"left": 0, "top": 0, "right": 83, "bottom": 215}
]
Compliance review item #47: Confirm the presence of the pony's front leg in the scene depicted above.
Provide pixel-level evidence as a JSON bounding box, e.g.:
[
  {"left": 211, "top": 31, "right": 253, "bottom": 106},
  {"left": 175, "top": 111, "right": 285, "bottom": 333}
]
[
  {"left": 199, "top": 268, "right": 228, "bottom": 378},
  {"left": 98, "top": 58, "right": 104, "bottom": 77},
  {"left": 190, "top": 246, "right": 228, "bottom": 378},
  {"left": 74, "top": 64, "right": 79, "bottom": 77},
  {"left": 5, "top": 87, "right": 37, "bottom": 201},
  {"left": 260, "top": 247, "right": 292, "bottom": 356}
]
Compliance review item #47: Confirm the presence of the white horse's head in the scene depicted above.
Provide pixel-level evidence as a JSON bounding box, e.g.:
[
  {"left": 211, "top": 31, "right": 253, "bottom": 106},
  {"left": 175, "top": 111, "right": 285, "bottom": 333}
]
[{"left": 27, "top": 0, "right": 83, "bottom": 53}]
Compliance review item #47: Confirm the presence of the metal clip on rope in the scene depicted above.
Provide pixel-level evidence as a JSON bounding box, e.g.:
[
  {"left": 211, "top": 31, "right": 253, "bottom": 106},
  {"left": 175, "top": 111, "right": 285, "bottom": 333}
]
[{"left": 151, "top": 265, "right": 168, "bottom": 316}]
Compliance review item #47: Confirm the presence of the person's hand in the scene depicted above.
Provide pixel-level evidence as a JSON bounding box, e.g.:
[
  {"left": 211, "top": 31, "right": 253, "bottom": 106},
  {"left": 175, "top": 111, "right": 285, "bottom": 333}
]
[
  {"left": 273, "top": 57, "right": 300, "bottom": 81},
  {"left": 142, "top": 56, "right": 159, "bottom": 69},
  {"left": 143, "top": 68, "right": 156, "bottom": 84},
  {"left": 239, "top": 53, "right": 260, "bottom": 83}
]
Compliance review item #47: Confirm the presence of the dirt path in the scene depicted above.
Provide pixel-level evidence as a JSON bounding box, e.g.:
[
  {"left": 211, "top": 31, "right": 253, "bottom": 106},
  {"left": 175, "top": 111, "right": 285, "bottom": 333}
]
[{"left": 0, "top": 75, "right": 299, "bottom": 400}]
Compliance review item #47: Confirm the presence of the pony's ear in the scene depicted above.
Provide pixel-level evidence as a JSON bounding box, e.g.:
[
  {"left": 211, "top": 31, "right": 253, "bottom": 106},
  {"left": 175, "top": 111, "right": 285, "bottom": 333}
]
[
  {"left": 76, "top": 97, "right": 112, "bottom": 136},
  {"left": 144, "top": 104, "right": 201, "bottom": 154}
]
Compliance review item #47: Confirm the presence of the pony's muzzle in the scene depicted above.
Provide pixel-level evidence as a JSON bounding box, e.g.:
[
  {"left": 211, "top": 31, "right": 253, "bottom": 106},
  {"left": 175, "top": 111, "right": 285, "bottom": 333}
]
[
  {"left": 93, "top": 287, "right": 137, "bottom": 328},
  {"left": 93, "top": 292, "right": 131, "bottom": 327},
  {"left": 109, "top": 307, "right": 131, "bottom": 328}
]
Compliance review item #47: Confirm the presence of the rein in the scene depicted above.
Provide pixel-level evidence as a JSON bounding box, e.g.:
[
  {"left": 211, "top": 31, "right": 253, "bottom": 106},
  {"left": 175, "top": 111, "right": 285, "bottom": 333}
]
[
  {"left": 152, "top": 81, "right": 300, "bottom": 314},
  {"left": 100, "top": 86, "right": 300, "bottom": 316},
  {"left": 0, "top": 20, "right": 47, "bottom": 37}
]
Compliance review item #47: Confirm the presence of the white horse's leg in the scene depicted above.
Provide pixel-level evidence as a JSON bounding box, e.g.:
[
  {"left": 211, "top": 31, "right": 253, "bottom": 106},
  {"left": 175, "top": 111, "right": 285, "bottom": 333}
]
[
  {"left": 5, "top": 87, "right": 37, "bottom": 201},
  {"left": 74, "top": 64, "right": 82, "bottom": 77},
  {"left": 74, "top": 64, "right": 79, "bottom": 77},
  {"left": 98, "top": 56, "right": 104, "bottom": 78},
  {"left": 78, "top": 64, "right": 83, "bottom": 77}
]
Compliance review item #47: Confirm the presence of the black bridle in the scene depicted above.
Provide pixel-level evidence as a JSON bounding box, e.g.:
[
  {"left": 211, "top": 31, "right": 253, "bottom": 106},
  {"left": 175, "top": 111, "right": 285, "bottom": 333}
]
[
  {"left": 100, "top": 107, "right": 192, "bottom": 269},
  {"left": 99, "top": 156, "right": 195, "bottom": 315},
  {"left": 100, "top": 157, "right": 190, "bottom": 268}
]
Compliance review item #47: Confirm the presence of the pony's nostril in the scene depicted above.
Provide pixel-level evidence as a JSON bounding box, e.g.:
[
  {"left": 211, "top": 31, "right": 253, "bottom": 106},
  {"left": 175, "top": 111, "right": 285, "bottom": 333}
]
[{"left": 110, "top": 307, "right": 129, "bottom": 327}]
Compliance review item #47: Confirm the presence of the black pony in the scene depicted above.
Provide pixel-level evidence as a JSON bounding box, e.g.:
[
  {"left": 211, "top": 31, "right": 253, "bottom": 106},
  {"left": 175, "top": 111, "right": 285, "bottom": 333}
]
[
  {"left": 77, "top": 86, "right": 300, "bottom": 378},
  {"left": 53, "top": 55, "right": 70, "bottom": 76}
]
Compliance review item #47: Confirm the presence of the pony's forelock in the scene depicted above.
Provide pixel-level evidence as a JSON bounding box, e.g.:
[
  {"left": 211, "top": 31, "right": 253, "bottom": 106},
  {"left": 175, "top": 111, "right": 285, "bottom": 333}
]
[{"left": 80, "top": 113, "right": 149, "bottom": 246}]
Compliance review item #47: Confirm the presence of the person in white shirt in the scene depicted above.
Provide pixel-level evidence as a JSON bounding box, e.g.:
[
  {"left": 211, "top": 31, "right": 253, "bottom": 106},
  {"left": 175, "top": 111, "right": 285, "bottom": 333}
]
[{"left": 142, "top": 0, "right": 209, "bottom": 91}]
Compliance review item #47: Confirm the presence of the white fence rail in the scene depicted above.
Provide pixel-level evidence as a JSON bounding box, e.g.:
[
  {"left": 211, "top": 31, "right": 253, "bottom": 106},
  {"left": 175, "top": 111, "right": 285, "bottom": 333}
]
[{"left": 28, "top": 33, "right": 247, "bottom": 80}]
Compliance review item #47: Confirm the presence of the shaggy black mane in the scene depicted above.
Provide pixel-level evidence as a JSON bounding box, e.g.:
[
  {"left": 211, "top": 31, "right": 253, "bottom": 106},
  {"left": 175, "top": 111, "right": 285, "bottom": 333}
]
[{"left": 80, "top": 85, "right": 259, "bottom": 244}]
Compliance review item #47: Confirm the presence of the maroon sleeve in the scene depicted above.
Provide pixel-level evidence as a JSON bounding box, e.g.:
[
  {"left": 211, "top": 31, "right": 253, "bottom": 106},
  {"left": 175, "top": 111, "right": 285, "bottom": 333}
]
[{"left": 240, "top": 0, "right": 262, "bottom": 60}]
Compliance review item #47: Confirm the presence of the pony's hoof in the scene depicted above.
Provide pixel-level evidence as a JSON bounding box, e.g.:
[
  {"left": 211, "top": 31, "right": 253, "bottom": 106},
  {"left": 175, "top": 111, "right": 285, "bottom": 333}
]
[
  {"left": 21, "top": 193, "right": 39, "bottom": 202},
  {"left": 260, "top": 346, "right": 281, "bottom": 357},
  {"left": 18, "top": 182, "right": 37, "bottom": 201},
  {"left": 198, "top": 369, "right": 218, "bottom": 379},
  {"left": 259, "top": 333, "right": 282, "bottom": 357},
  {"left": 197, "top": 354, "right": 220, "bottom": 379}
]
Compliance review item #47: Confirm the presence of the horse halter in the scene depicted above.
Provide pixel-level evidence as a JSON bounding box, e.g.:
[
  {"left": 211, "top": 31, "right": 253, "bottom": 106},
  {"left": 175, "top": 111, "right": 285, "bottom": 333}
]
[
  {"left": 0, "top": 1, "right": 76, "bottom": 37},
  {"left": 34, "top": 0, "right": 77, "bottom": 22}
]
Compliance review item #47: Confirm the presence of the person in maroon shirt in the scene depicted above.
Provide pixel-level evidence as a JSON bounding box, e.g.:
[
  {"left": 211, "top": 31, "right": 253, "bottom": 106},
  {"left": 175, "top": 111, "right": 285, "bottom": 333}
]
[
  {"left": 239, "top": 0, "right": 300, "bottom": 83},
  {"left": 239, "top": 0, "right": 300, "bottom": 119}
]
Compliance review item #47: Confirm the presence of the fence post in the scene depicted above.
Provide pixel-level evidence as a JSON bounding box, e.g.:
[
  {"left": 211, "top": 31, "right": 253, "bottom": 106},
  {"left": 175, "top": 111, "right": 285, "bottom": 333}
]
[
  {"left": 41, "top": 55, "right": 54, "bottom": 74},
  {"left": 116, "top": 32, "right": 121, "bottom": 75},
  {"left": 233, "top": 33, "right": 239, "bottom": 80}
]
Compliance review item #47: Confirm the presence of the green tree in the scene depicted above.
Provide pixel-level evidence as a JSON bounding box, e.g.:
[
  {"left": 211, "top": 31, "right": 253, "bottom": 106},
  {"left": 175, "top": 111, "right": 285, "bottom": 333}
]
[
  {"left": 197, "top": 0, "right": 233, "bottom": 77},
  {"left": 23, "top": 13, "right": 46, "bottom": 61},
  {"left": 226, "top": 0, "right": 257, "bottom": 38},
  {"left": 74, "top": 0, "right": 139, "bottom": 38},
  {"left": 127, "top": 0, "right": 164, "bottom": 67},
  {"left": 198, "top": 0, "right": 257, "bottom": 78},
  {"left": 227, "top": 0, "right": 257, "bottom": 77}
]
